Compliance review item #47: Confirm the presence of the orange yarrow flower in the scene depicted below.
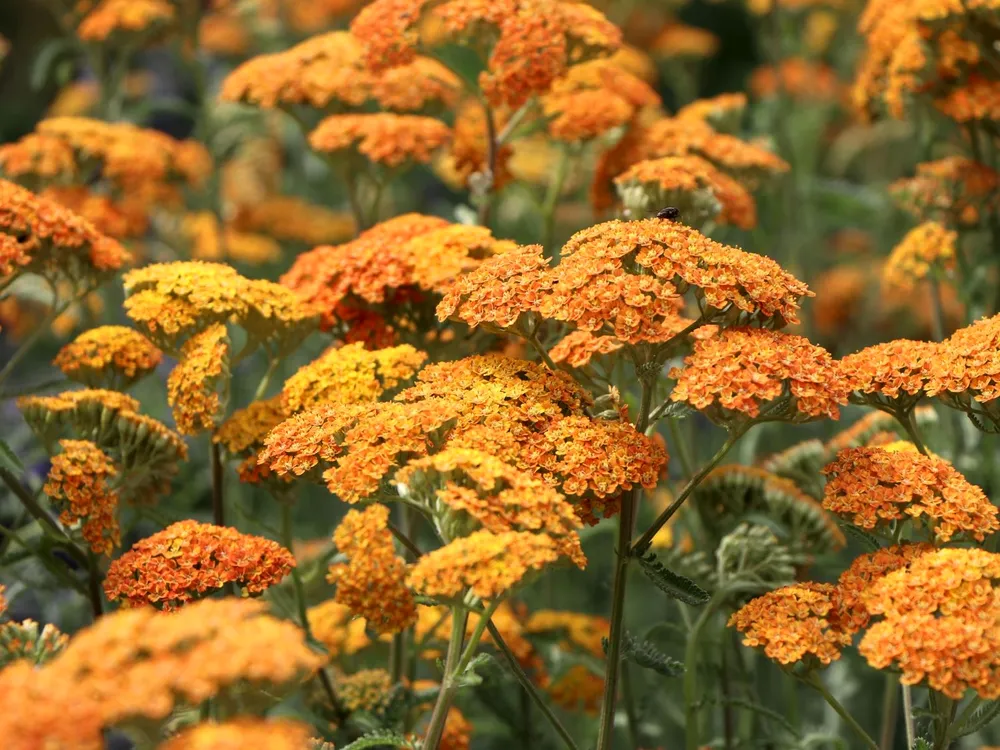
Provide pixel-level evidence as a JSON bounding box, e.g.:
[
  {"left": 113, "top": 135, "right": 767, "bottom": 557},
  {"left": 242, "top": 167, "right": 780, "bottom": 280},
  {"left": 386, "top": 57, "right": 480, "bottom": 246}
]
[
  {"left": 890, "top": 157, "right": 1000, "bottom": 228},
  {"left": 53, "top": 326, "right": 162, "bottom": 389},
  {"left": 840, "top": 338, "right": 941, "bottom": 411},
  {"left": 166, "top": 323, "right": 230, "bottom": 435},
  {"left": 104, "top": 520, "right": 294, "bottom": 609},
  {"left": 309, "top": 113, "right": 451, "bottom": 167},
  {"left": 77, "top": 0, "right": 174, "bottom": 42},
  {"left": 833, "top": 543, "right": 933, "bottom": 633},
  {"left": 822, "top": 446, "right": 999, "bottom": 542},
  {"left": 158, "top": 718, "right": 314, "bottom": 750},
  {"left": 883, "top": 221, "right": 956, "bottom": 293},
  {"left": 729, "top": 583, "right": 852, "bottom": 666},
  {"left": 327, "top": 504, "right": 417, "bottom": 633},
  {"left": 43, "top": 439, "right": 120, "bottom": 556},
  {"left": 670, "top": 328, "right": 849, "bottom": 424}
]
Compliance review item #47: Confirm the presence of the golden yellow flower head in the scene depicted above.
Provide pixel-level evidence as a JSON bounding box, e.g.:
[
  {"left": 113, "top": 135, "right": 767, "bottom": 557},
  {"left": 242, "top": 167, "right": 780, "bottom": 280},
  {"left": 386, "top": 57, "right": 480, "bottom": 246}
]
[
  {"left": 166, "top": 323, "right": 231, "bottom": 436},
  {"left": 158, "top": 718, "right": 314, "bottom": 750},
  {"left": 882, "top": 221, "right": 956, "bottom": 292}
]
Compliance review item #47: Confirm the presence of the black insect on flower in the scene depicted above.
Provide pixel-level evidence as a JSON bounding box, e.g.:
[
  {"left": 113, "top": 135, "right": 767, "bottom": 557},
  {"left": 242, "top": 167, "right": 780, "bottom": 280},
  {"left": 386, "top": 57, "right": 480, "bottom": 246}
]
[{"left": 656, "top": 206, "right": 681, "bottom": 221}]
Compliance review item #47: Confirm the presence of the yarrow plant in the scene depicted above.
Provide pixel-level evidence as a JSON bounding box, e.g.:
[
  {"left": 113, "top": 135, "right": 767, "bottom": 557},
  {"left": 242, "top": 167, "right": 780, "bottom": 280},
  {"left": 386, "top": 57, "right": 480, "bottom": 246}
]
[{"left": 4, "top": 0, "right": 1000, "bottom": 748}]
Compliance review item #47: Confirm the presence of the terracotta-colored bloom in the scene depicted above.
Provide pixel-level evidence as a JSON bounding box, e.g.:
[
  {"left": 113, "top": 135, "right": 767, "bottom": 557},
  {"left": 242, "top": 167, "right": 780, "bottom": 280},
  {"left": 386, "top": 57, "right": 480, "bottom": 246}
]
[
  {"left": 882, "top": 221, "right": 956, "bottom": 292},
  {"left": 282, "top": 342, "right": 426, "bottom": 413},
  {"left": 436, "top": 244, "right": 551, "bottom": 330},
  {"left": 307, "top": 599, "right": 373, "bottom": 658},
  {"left": 729, "top": 582, "right": 852, "bottom": 665},
  {"left": 823, "top": 445, "right": 999, "bottom": 542},
  {"left": 840, "top": 339, "right": 940, "bottom": 409},
  {"left": 0, "top": 178, "right": 130, "bottom": 282},
  {"left": 327, "top": 504, "right": 417, "bottom": 633},
  {"left": 104, "top": 520, "right": 295, "bottom": 609},
  {"left": 670, "top": 328, "right": 849, "bottom": 423},
  {"left": 309, "top": 113, "right": 451, "bottom": 167},
  {"left": 935, "top": 75, "right": 1000, "bottom": 123},
  {"left": 524, "top": 610, "right": 609, "bottom": 658},
  {"left": 166, "top": 323, "right": 230, "bottom": 435},
  {"left": 548, "top": 664, "right": 604, "bottom": 714},
  {"left": 833, "top": 543, "right": 933, "bottom": 633},
  {"left": 43, "top": 439, "right": 119, "bottom": 556},
  {"left": 408, "top": 529, "right": 569, "bottom": 599},
  {"left": 890, "top": 157, "right": 1000, "bottom": 228},
  {"left": 397, "top": 447, "right": 586, "bottom": 565},
  {"left": 549, "top": 330, "right": 623, "bottom": 368},
  {"left": 53, "top": 326, "right": 162, "bottom": 389},
  {"left": 614, "top": 155, "right": 757, "bottom": 229},
  {"left": 76, "top": 0, "right": 174, "bottom": 41},
  {"left": 158, "top": 718, "right": 313, "bottom": 750},
  {"left": 859, "top": 548, "right": 1000, "bottom": 699}
]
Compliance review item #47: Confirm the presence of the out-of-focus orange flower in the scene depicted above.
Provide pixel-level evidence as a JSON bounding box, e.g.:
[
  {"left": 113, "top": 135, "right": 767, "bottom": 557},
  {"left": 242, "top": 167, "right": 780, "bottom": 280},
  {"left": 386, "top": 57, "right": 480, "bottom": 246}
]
[
  {"left": 76, "top": 0, "right": 175, "bottom": 42},
  {"left": 158, "top": 718, "right": 314, "bottom": 750},
  {"left": 39, "top": 186, "right": 149, "bottom": 239},
  {"left": 53, "top": 326, "right": 162, "bottom": 389},
  {"left": 104, "top": 520, "right": 294, "bottom": 609},
  {"left": 197, "top": 11, "right": 251, "bottom": 57},
  {"left": 309, "top": 113, "right": 451, "bottom": 167},
  {"left": 750, "top": 58, "right": 843, "bottom": 101},
  {"left": 882, "top": 221, "right": 956, "bottom": 292},
  {"left": 327, "top": 504, "right": 417, "bottom": 633},
  {"left": 670, "top": 328, "right": 849, "bottom": 423},
  {"left": 230, "top": 195, "right": 356, "bottom": 246},
  {"left": 214, "top": 396, "right": 290, "bottom": 486},
  {"left": 676, "top": 93, "right": 747, "bottom": 132},
  {"left": 166, "top": 323, "right": 230, "bottom": 435},
  {"left": 524, "top": 610, "right": 609, "bottom": 657},
  {"left": 181, "top": 211, "right": 282, "bottom": 266},
  {"left": 43, "top": 439, "right": 120, "bottom": 556},
  {"left": 823, "top": 445, "right": 999, "bottom": 542},
  {"left": 548, "top": 664, "right": 604, "bottom": 714},
  {"left": 650, "top": 23, "right": 719, "bottom": 59},
  {"left": 729, "top": 583, "right": 852, "bottom": 666},
  {"left": 860, "top": 548, "right": 1000, "bottom": 699},
  {"left": 307, "top": 599, "right": 374, "bottom": 658},
  {"left": 890, "top": 157, "right": 1000, "bottom": 228},
  {"left": 614, "top": 155, "right": 758, "bottom": 229},
  {"left": 934, "top": 75, "right": 1000, "bottom": 122},
  {"left": 0, "top": 179, "right": 131, "bottom": 284},
  {"left": 336, "top": 668, "right": 394, "bottom": 713},
  {"left": 810, "top": 265, "right": 869, "bottom": 340},
  {"left": 436, "top": 99, "right": 515, "bottom": 191}
]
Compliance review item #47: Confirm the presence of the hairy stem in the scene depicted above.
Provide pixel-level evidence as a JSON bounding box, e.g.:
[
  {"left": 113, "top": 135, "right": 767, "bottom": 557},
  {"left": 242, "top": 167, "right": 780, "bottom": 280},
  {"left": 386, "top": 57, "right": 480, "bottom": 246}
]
[{"left": 595, "top": 378, "right": 655, "bottom": 750}]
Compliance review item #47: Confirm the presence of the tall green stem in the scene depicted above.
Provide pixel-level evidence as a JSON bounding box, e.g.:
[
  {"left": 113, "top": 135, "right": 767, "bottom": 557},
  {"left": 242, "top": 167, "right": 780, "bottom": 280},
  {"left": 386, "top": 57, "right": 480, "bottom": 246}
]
[
  {"left": 86, "top": 551, "right": 104, "bottom": 620},
  {"left": 802, "top": 673, "right": 879, "bottom": 750},
  {"left": 540, "top": 147, "right": 571, "bottom": 254},
  {"left": 684, "top": 596, "right": 725, "bottom": 750},
  {"left": 211, "top": 441, "right": 225, "bottom": 526},
  {"left": 423, "top": 607, "right": 469, "bottom": 749},
  {"left": 595, "top": 378, "right": 655, "bottom": 750},
  {"left": 878, "top": 672, "right": 900, "bottom": 750},
  {"left": 632, "top": 430, "right": 744, "bottom": 555},
  {"left": 0, "top": 297, "right": 71, "bottom": 391}
]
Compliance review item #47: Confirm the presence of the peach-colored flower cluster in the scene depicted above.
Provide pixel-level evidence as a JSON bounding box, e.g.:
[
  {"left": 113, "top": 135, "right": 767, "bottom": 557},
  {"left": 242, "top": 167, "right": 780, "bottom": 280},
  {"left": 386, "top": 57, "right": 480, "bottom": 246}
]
[
  {"left": 327, "top": 504, "right": 417, "bottom": 632},
  {"left": 860, "top": 548, "right": 1000, "bottom": 699},
  {"left": 650, "top": 22, "right": 719, "bottom": 59},
  {"left": 547, "top": 664, "right": 604, "bottom": 714},
  {"left": 43, "top": 439, "right": 120, "bottom": 556},
  {"left": 676, "top": 92, "right": 747, "bottom": 131},
  {"left": 926, "top": 314, "right": 1000, "bottom": 420},
  {"left": 840, "top": 338, "right": 940, "bottom": 410},
  {"left": 832, "top": 543, "right": 934, "bottom": 633},
  {"left": 309, "top": 113, "right": 452, "bottom": 167},
  {"left": 166, "top": 323, "right": 230, "bottom": 435},
  {"left": 0, "top": 178, "right": 130, "bottom": 285},
  {"left": 53, "top": 325, "right": 162, "bottom": 389},
  {"left": 822, "top": 445, "right": 999, "bottom": 542},
  {"left": 524, "top": 610, "right": 609, "bottom": 658},
  {"left": 548, "top": 330, "right": 624, "bottom": 368},
  {"left": 103, "top": 520, "right": 295, "bottom": 609},
  {"left": 890, "top": 157, "right": 1000, "bottom": 228},
  {"left": 882, "top": 221, "right": 956, "bottom": 292},
  {"left": 0, "top": 598, "right": 323, "bottom": 750},
  {"left": 670, "top": 328, "right": 849, "bottom": 423},
  {"left": 350, "top": 0, "right": 621, "bottom": 107}
]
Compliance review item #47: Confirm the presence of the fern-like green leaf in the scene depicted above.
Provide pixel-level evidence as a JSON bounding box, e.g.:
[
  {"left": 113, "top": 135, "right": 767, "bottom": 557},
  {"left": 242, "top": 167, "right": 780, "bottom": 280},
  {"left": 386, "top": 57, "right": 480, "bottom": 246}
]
[
  {"left": 840, "top": 523, "right": 881, "bottom": 551},
  {"left": 617, "top": 632, "right": 684, "bottom": 677},
  {"left": 637, "top": 551, "right": 711, "bottom": 605},
  {"left": 951, "top": 698, "right": 1000, "bottom": 738},
  {"left": 338, "top": 730, "right": 413, "bottom": 750}
]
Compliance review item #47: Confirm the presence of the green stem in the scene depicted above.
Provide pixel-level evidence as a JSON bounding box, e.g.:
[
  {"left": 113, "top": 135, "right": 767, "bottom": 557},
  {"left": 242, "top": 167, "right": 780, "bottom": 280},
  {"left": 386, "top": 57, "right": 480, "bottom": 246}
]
[
  {"left": 595, "top": 378, "right": 655, "bottom": 750},
  {"left": 476, "top": 97, "right": 498, "bottom": 227},
  {"left": 621, "top": 661, "right": 641, "bottom": 749},
  {"left": 632, "top": 430, "right": 744, "bottom": 555},
  {"left": 666, "top": 418, "right": 697, "bottom": 480},
  {"left": 878, "top": 673, "right": 900, "bottom": 750},
  {"left": 802, "top": 673, "right": 879, "bottom": 750},
  {"left": 540, "top": 146, "right": 571, "bottom": 254},
  {"left": 485, "top": 619, "right": 581, "bottom": 750},
  {"left": 254, "top": 356, "right": 280, "bottom": 401},
  {"left": 903, "top": 684, "right": 916, "bottom": 750},
  {"left": 684, "top": 596, "right": 726, "bottom": 750},
  {"left": 945, "top": 696, "right": 982, "bottom": 745},
  {"left": 423, "top": 607, "right": 469, "bottom": 749},
  {"left": 0, "top": 297, "right": 72, "bottom": 391},
  {"left": 928, "top": 276, "right": 946, "bottom": 342},
  {"left": 211, "top": 440, "right": 225, "bottom": 526},
  {"left": 897, "top": 410, "right": 929, "bottom": 456},
  {"left": 86, "top": 551, "right": 103, "bottom": 620}
]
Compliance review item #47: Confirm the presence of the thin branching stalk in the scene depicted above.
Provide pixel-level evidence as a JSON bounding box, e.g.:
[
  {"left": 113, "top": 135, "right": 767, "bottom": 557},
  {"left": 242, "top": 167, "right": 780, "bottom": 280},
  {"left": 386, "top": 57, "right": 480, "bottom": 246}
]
[
  {"left": 541, "top": 146, "right": 571, "bottom": 253},
  {"left": 211, "top": 441, "right": 225, "bottom": 526},
  {"left": 684, "top": 595, "right": 726, "bottom": 750},
  {"left": 879, "top": 672, "right": 900, "bottom": 750},
  {"left": 0, "top": 294, "right": 72, "bottom": 390},
  {"left": 800, "top": 672, "right": 879, "bottom": 750},
  {"left": 423, "top": 607, "right": 469, "bottom": 748}
]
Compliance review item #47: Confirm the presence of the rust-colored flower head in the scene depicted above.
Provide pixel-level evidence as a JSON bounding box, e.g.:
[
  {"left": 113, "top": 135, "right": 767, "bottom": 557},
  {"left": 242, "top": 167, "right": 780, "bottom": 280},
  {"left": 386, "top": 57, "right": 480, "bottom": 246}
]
[
  {"left": 676, "top": 93, "right": 747, "bottom": 133},
  {"left": 833, "top": 543, "right": 933, "bottom": 633},
  {"left": 43, "top": 439, "right": 120, "bottom": 556},
  {"left": 436, "top": 243, "right": 552, "bottom": 331},
  {"left": 396, "top": 447, "right": 586, "bottom": 565},
  {"left": 0, "top": 179, "right": 130, "bottom": 285},
  {"left": 166, "top": 323, "right": 231, "bottom": 436},
  {"left": 840, "top": 339, "right": 940, "bottom": 412},
  {"left": 53, "top": 326, "right": 162, "bottom": 389},
  {"left": 859, "top": 548, "right": 1000, "bottom": 699},
  {"left": 614, "top": 155, "right": 757, "bottom": 229},
  {"left": 823, "top": 446, "right": 999, "bottom": 542},
  {"left": 309, "top": 113, "right": 451, "bottom": 168},
  {"left": 158, "top": 718, "right": 314, "bottom": 750},
  {"left": 282, "top": 342, "right": 427, "bottom": 413},
  {"left": 327, "top": 504, "right": 417, "bottom": 633},
  {"left": 104, "top": 520, "right": 295, "bottom": 609},
  {"left": 882, "top": 221, "right": 956, "bottom": 293},
  {"left": 729, "top": 582, "right": 852, "bottom": 666},
  {"left": 670, "top": 328, "right": 849, "bottom": 426},
  {"left": 76, "top": 0, "right": 175, "bottom": 42},
  {"left": 890, "top": 157, "right": 1000, "bottom": 228},
  {"left": 408, "top": 529, "right": 573, "bottom": 600},
  {"left": 934, "top": 74, "right": 1000, "bottom": 123}
]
